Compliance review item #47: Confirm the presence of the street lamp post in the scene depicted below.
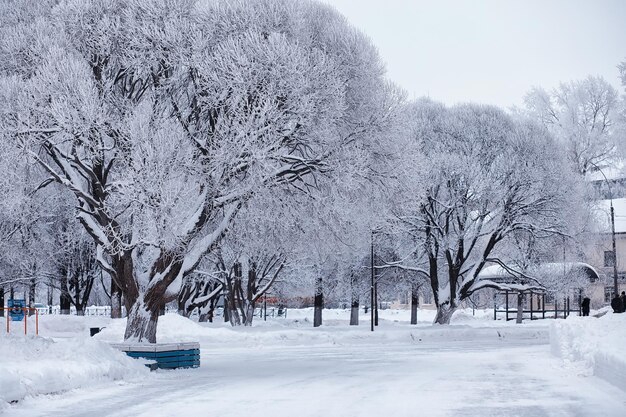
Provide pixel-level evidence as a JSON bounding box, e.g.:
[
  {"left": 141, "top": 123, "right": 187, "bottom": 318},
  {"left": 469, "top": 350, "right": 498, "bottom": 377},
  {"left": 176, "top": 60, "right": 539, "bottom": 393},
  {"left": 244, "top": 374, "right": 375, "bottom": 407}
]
[
  {"left": 590, "top": 163, "right": 619, "bottom": 297},
  {"left": 610, "top": 201, "right": 619, "bottom": 297}
]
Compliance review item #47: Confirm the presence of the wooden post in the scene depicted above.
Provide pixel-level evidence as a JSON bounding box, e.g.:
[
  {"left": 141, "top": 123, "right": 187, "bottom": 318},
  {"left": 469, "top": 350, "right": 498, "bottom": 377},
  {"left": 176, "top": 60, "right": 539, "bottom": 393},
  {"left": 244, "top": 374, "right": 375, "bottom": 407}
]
[
  {"left": 555, "top": 299, "right": 558, "bottom": 319},
  {"left": 529, "top": 290, "right": 534, "bottom": 320},
  {"left": 542, "top": 294, "right": 546, "bottom": 319},
  {"left": 578, "top": 289, "right": 582, "bottom": 316},
  {"left": 493, "top": 292, "right": 497, "bottom": 321},
  {"left": 505, "top": 290, "right": 509, "bottom": 321},
  {"left": 36, "top": 309, "right": 38, "bottom": 335},
  {"left": 24, "top": 307, "right": 27, "bottom": 335}
]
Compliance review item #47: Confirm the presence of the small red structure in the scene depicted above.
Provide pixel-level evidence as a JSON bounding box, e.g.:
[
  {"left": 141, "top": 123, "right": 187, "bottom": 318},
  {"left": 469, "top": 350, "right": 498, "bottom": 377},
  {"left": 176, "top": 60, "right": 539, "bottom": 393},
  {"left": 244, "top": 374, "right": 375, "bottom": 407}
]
[{"left": 3, "top": 307, "right": 39, "bottom": 336}]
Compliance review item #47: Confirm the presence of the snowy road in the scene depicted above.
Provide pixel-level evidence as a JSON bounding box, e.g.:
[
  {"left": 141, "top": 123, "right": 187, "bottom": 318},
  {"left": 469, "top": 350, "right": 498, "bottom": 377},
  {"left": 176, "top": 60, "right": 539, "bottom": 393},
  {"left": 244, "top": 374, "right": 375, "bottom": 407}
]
[{"left": 7, "top": 337, "right": 625, "bottom": 417}]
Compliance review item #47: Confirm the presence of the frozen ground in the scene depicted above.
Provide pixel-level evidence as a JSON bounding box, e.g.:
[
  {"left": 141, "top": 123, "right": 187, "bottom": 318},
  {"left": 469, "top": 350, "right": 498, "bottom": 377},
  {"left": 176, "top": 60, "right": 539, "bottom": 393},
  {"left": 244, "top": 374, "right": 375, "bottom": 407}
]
[{"left": 2, "top": 308, "right": 625, "bottom": 417}]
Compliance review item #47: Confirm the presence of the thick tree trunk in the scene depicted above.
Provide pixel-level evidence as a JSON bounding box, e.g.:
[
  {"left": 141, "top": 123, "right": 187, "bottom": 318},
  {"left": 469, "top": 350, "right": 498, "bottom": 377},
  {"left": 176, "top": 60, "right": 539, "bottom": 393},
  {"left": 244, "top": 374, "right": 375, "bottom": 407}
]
[
  {"left": 516, "top": 292, "right": 524, "bottom": 324},
  {"left": 60, "top": 269, "right": 71, "bottom": 315},
  {"left": 243, "top": 302, "right": 255, "bottom": 326},
  {"left": 110, "top": 277, "right": 122, "bottom": 319},
  {"left": 223, "top": 297, "right": 230, "bottom": 323},
  {"left": 124, "top": 301, "right": 159, "bottom": 343},
  {"left": 313, "top": 276, "right": 323, "bottom": 328},
  {"left": 60, "top": 292, "right": 71, "bottom": 315},
  {"left": 76, "top": 308, "right": 85, "bottom": 316},
  {"left": 410, "top": 284, "right": 419, "bottom": 325},
  {"left": 229, "top": 309, "right": 240, "bottom": 325},
  {"left": 349, "top": 272, "right": 358, "bottom": 325},
  {"left": 225, "top": 263, "right": 243, "bottom": 327},
  {"left": 47, "top": 281, "right": 53, "bottom": 314},
  {"left": 198, "top": 297, "right": 217, "bottom": 322},
  {"left": 28, "top": 276, "right": 36, "bottom": 316},
  {"left": 434, "top": 304, "right": 456, "bottom": 324},
  {"left": 350, "top": 299, "right": 359, "bottom": 326},
  {"left": 177, "top": 281, "right": 194, "bottom": 317}
]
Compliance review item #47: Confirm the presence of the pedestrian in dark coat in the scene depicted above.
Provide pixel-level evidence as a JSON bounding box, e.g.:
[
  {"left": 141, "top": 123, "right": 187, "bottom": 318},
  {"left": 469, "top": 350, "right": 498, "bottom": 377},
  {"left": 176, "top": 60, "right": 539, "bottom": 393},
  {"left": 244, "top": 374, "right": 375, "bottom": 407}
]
[
  {"left": 581, "top": 297, "right": 590, "bottom": 316},
  {"left": 611, "top": 295, "right": 622, "bottom": 313}
]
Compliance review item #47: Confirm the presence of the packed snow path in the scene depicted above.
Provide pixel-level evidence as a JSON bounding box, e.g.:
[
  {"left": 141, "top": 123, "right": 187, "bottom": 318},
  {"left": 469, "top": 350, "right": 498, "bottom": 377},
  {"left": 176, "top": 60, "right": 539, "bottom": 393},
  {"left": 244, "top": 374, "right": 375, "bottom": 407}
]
[{"left": 8, "top": 337, "right": 624, "bottom": 417}]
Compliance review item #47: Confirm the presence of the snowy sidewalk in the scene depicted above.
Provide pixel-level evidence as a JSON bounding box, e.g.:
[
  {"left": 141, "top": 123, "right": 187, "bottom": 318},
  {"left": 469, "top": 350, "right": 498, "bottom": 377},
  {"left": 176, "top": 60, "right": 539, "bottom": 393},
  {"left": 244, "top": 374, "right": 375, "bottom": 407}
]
[{"left": 7, "top": 338, "right": 625, "bottom": 417}]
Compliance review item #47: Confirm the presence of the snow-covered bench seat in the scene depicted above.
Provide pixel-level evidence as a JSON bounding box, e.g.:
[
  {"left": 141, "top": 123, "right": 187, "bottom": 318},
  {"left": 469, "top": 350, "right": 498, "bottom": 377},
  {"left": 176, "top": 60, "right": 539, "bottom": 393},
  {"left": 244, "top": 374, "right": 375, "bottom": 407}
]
[{"left": 110, "top": 342, "right": 200, "bottom": 370}]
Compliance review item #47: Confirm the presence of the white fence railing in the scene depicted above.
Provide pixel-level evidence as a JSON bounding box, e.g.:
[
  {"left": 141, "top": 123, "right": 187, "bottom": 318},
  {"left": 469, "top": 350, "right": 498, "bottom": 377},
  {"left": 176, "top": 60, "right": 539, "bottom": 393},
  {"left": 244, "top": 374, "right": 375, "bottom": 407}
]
[{"left": 35, "top": 306, "right": 114, "bottom": 316}]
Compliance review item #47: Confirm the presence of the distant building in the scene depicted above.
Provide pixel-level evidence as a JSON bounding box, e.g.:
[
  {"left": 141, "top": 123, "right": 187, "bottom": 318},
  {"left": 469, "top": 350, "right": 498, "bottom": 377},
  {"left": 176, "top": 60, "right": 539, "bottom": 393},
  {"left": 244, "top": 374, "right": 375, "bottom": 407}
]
[{"left": 587, "top": 162, "right": 626, "bottom": 303}]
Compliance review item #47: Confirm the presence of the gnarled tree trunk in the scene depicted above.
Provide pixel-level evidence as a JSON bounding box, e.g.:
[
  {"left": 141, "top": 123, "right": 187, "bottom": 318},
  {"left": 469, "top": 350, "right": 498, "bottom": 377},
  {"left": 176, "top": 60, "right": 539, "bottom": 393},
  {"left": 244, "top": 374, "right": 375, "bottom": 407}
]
[
  {"left": 516, "top": 292, "right": 524, "bottom": 324},
  {"left": 410, "top": 283, "right": 419, "bottom": 325},
  {"left": 124, "top": 301, "right": 159, "bottom": 343},
  {"left": 28, "top": 276, "right": 36, "bottom": 316},
  {"left": 110, "top": 277, "right": 122, "bottom": 319},
  {"left": 313, "top": 276, "right": 323, "bottom": 327},
  {"left": 434, "top": 303, "right": 456, "bottom": 324},
  {"left": 350, "top": 272, "right": 359, "bottom": 326},
  {"left": 350, "top": 299, "right": 359, "bottom": 326}
]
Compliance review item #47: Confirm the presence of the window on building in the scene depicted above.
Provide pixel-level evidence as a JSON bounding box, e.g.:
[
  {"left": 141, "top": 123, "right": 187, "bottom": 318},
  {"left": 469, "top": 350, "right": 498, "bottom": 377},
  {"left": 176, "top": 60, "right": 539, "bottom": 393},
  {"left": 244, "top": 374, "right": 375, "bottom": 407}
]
[
  {"left": 604, "top": 251, "right": 615, "bottom": 267},
  {"left": 605, "top": 286, "right": 614, "bottom": 303}
]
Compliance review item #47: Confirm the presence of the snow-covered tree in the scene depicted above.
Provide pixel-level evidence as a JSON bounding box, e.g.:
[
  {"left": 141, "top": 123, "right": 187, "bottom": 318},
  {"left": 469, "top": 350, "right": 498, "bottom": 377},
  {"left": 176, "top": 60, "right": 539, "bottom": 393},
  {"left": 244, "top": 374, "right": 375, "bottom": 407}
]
[
  {"left": 0, "top": 0, "right": 394, "bottom": 342},
  {"left": 394, "top": 101, "right": 580, "bottom": 324},
  {"left": 523, "top": 76, "right": 619, "bottom": 175}
]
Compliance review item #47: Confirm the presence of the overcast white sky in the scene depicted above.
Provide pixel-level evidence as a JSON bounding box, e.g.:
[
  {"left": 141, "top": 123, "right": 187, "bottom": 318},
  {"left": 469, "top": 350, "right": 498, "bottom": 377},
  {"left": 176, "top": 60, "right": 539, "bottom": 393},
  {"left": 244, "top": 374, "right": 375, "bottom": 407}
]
[{"left": 321, "top": 0, "right": 626, "bottom": 109}]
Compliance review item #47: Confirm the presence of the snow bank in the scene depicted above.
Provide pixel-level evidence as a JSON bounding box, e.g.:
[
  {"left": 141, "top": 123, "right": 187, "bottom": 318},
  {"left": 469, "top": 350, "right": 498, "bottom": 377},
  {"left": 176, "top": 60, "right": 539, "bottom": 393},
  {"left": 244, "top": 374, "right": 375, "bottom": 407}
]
[
  {"left": 550, "top": 312, "right": 626, "bottom": 390},
  {"left": 0, "top": 332, "right": 148, "bottom": 409},
  {"left": 94, "top": 310, "right": 548, "bottom": 349}
]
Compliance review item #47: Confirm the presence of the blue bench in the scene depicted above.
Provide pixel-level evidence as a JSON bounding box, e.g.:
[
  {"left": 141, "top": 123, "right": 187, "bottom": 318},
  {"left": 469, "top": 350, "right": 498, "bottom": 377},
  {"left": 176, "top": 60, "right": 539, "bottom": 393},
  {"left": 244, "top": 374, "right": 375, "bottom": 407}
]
[{"left": 111, "top": 342, "right": 200, "bottom": 370}]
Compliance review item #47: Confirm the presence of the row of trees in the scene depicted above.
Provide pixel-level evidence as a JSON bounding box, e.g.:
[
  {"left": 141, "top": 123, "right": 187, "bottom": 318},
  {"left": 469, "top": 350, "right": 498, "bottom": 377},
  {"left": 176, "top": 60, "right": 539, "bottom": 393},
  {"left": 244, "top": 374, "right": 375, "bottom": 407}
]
[{"left": 1, "top": 0, "right": 625, "bottom": 341}]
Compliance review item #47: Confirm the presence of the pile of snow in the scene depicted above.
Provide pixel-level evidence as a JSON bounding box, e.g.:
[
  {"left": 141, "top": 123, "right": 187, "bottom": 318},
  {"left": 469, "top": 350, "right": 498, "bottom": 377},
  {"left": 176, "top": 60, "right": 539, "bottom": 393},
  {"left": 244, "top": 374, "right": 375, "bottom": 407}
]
[
  {"left": 94, "top": 309, "right": 548, "bottom": 349},
  {"left": 0, "top": 332, "right": 148, "bottom": 409},
  {"left": 37, "top": 314, "right": 109, "bottom": 338},
  {"left": 550, "top": 311, "right": 626, "bottom": 390}
]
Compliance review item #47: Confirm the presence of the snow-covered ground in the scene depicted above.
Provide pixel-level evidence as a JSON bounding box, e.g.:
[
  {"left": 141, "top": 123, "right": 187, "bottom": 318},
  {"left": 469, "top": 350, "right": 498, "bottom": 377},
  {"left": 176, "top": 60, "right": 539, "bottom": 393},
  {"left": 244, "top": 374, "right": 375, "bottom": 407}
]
[{"left": 2, "top": 308, "right": 625, "bottom": 416}]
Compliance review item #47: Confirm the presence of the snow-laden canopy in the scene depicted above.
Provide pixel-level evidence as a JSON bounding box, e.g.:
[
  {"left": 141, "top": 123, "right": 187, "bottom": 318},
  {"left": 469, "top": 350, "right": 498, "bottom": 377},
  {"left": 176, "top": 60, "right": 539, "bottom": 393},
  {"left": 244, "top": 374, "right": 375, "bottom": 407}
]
[{"left": 478, "top": 262, "right": 600, "bottom": 285}]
